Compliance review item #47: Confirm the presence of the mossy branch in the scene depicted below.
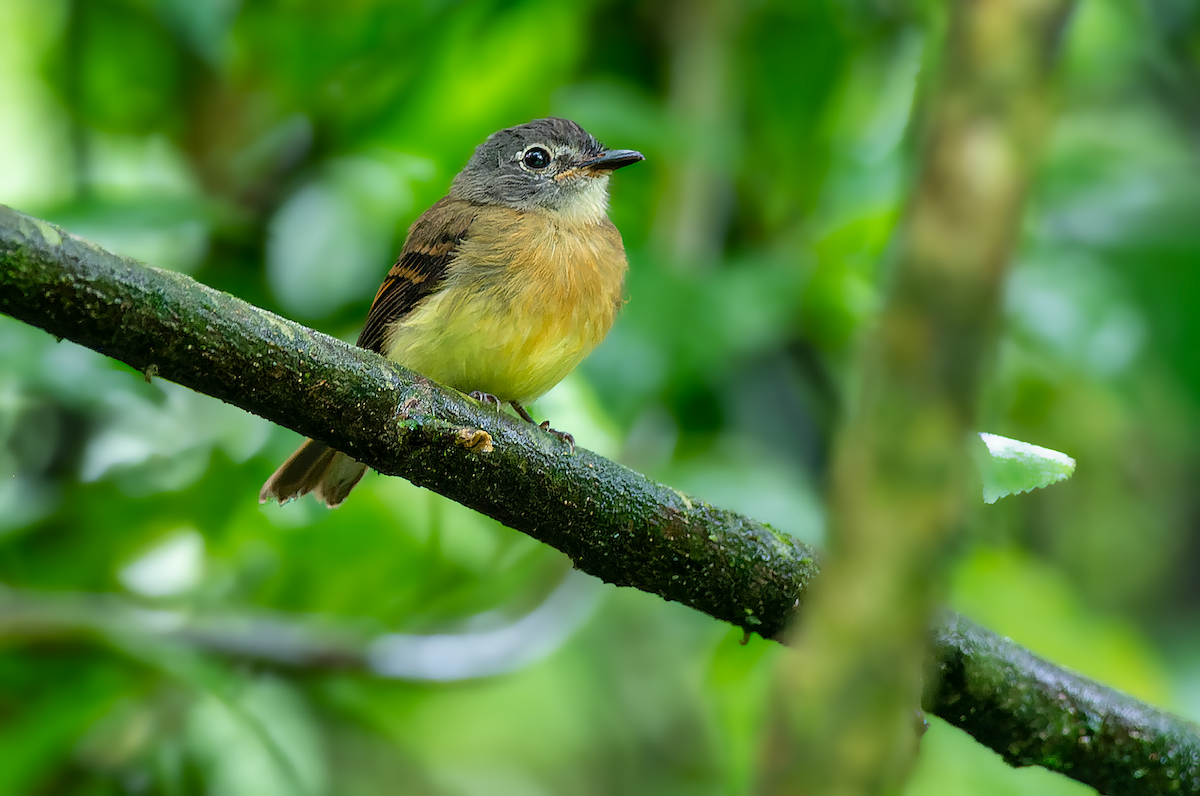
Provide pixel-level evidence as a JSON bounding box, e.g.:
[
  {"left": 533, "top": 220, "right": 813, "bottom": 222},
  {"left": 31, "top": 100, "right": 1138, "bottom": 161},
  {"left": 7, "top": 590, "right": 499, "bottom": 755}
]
[
  {"left": 2, "top": 205, "right": 1199, "bottom": 794},
  {"left": 927, "top": 613, "right": 1200, "bottom": 795},
  {"left": 0, "top": 204, "right": 816, "bottom": 641}
]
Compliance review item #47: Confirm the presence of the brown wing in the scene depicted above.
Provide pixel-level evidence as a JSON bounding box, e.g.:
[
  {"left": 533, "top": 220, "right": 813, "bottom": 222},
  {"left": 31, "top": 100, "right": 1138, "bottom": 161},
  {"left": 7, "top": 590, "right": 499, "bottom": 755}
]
[{"left": 356, "top": 196, "right": 478, "bottom": 353}]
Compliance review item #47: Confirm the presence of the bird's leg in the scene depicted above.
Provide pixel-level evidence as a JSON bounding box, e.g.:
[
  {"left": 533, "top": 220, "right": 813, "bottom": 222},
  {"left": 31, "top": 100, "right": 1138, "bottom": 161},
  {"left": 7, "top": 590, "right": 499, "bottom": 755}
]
[
  {"left": 469, "top": 390, "right": 503, "bottom": 410},
  {"left": 510, "top": 401, "right": 575, "bottom": 451},
  {"left": 510, "top": 401, "right": 537, "bottom": 424}
]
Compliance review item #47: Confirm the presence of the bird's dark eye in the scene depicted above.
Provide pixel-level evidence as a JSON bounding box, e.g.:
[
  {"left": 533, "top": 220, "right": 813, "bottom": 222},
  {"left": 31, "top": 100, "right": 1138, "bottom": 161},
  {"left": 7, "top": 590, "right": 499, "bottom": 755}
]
[{"left": 522, "top": 147, "right": 551, "bottom": 170}]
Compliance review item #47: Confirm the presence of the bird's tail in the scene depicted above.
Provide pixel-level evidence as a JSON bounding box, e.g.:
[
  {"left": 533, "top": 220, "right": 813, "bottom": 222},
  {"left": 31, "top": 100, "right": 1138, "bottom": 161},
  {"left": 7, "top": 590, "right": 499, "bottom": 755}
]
[{"left": 259, "top": 439, "right": 368, "bottom": 508}]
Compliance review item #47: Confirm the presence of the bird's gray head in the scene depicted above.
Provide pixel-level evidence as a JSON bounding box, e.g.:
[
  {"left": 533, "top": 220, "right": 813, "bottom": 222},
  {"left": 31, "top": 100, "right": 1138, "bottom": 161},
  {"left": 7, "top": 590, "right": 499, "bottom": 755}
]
[{"left": 450, "top": 118, "right": 643, "bottom": 222}]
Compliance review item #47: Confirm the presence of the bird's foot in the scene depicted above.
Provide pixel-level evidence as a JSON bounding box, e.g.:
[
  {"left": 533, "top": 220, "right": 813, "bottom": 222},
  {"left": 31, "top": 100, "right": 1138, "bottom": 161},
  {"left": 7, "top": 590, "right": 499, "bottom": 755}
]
[
  {"left": 511, "top": 401, "right": 574, "bottom": 451},
  {"left": 539, "top": 420, "right": 575, "bottom": 452},
  {"left": 469, "top": 391, "right": 503, "bottom": 410}
]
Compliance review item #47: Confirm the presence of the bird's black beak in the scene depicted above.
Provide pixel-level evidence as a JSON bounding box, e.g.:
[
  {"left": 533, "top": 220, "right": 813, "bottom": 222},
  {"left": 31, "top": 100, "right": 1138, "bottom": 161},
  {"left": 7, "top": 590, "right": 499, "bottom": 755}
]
[{"left": 581, "top": 149, "right": 645, "bottom": 172}]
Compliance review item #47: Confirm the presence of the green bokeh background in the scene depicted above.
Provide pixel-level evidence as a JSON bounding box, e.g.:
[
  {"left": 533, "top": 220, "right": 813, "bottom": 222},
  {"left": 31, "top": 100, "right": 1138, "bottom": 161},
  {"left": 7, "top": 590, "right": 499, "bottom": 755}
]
[{"left": 1, "top": 1, "right": 1197, "bottom": 793}]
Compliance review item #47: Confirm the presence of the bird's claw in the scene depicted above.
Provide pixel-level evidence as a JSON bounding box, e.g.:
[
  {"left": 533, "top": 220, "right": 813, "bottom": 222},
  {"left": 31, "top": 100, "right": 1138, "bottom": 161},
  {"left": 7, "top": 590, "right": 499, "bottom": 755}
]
[
  {"left": 469, "top": 390, "right": 503, "bottom": 410},
  {"left": 507, "top": 401, "right": 574, "bottom": 451},
  {"left": 538, "top": 420, "right": 575, "bottom": 451}
]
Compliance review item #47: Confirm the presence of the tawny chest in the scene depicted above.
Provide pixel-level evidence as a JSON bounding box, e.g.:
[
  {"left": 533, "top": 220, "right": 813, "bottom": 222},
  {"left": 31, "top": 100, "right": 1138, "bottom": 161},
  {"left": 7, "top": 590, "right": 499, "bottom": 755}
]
[{"left": 384, "top": 210, "right": 628, "bottom": 403}]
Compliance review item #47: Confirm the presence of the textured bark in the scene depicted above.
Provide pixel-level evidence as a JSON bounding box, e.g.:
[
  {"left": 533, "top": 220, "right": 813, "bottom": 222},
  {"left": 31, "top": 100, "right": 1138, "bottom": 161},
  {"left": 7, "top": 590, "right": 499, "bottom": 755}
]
[
  {"left": 927, "top": 613, "right": 1200, "bottom": 795},
  {"left": 0, "top": 204, "right": 816, "bottom": 642},
  {"left": 3, "top": 204, "right": 1199, "bottom": 794}
]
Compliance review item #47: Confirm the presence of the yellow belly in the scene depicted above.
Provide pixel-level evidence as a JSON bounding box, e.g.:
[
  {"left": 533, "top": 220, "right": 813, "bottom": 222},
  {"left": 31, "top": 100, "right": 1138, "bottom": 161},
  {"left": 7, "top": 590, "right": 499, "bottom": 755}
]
[{"left": 383, "top": 208, "right": 627, "bottom": 405}]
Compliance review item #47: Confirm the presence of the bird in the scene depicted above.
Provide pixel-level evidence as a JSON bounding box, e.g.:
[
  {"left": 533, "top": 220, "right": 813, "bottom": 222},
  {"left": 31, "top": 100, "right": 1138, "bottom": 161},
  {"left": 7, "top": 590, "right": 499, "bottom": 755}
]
[{"left": 260, "top": 117, "right": 643, "bottom": 507}]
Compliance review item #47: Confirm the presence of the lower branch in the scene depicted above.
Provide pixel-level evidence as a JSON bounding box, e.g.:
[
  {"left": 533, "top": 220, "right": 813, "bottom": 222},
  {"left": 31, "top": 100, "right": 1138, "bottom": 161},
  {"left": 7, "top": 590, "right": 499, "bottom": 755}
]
[
  {"left": 2, "top": 205, "right": 1198, "bottom": 794},
  {"left": 928, "top": 613, "right": 1200, "bottom": 794}
]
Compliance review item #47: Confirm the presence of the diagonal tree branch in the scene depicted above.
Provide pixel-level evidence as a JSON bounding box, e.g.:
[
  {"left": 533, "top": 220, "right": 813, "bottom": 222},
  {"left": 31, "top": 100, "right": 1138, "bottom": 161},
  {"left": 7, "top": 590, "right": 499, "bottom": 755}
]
[
  {"left": 3, "top": 205, "right": 1200, "bottom": 794},
  {"left": 928, "top": 613, "right": 1200, "bottom": 795},
  {"left": 0, "top": 204, "right": 817, "bottom": 641}
]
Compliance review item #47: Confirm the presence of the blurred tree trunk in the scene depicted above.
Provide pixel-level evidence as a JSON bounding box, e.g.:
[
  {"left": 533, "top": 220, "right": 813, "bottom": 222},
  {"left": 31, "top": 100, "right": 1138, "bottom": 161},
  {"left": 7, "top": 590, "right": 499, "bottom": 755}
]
[
  {"left": 657, "top": 0, "right": 740, "bottom": 266},
  {"left": 768, "top": 1, "right": 1077, "bottom": 794}
]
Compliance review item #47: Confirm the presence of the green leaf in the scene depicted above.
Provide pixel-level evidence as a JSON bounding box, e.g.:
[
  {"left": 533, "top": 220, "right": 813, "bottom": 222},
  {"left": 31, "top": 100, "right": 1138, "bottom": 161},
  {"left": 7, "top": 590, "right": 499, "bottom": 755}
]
[{"left": 974, "top": 432, "right": 1077, "bottom": 504}]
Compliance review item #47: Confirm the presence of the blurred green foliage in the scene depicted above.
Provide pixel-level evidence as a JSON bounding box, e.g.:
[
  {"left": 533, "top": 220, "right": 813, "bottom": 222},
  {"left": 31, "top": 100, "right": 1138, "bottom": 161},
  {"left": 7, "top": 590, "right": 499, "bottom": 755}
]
[{"left": 2, "top": 0, "right": 1199, "bottom": 793}]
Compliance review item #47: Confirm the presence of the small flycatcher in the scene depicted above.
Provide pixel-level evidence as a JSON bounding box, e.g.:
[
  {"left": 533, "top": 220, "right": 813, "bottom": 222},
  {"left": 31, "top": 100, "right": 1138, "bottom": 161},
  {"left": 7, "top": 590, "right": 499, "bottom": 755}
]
[{"left": 260, "top": 117, "right": 643, "bottom": 507}]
